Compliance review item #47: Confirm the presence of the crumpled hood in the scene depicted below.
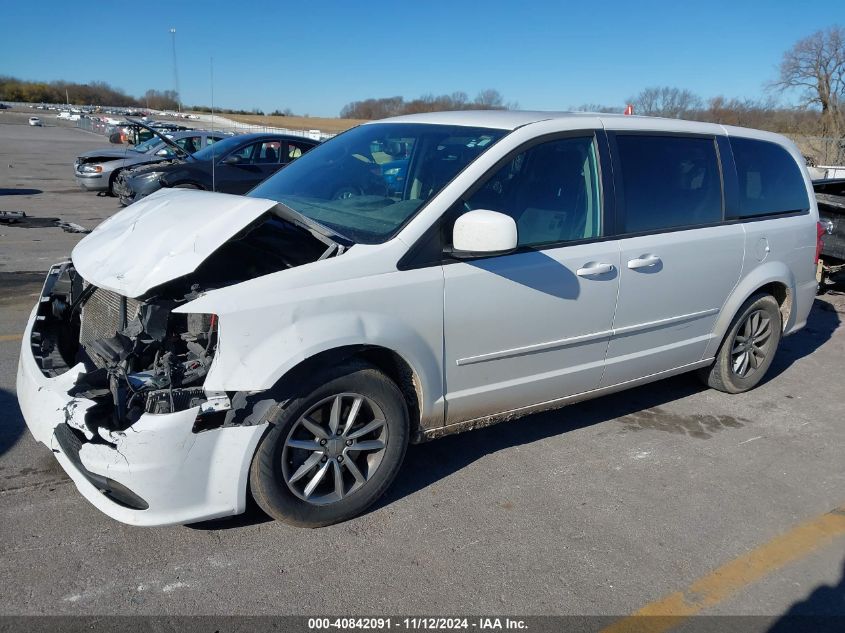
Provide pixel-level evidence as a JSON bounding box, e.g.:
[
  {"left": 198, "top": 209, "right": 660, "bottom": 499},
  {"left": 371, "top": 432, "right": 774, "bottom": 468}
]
[{"left": 71, "top": 189, "right": 278, "bottom": 298}]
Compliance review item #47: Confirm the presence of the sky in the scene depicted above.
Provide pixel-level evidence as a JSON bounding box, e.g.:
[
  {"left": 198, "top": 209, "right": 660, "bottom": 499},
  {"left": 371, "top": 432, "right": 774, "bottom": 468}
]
[{"left": 1, "top": 0, "right": 843, "bottom": 117}]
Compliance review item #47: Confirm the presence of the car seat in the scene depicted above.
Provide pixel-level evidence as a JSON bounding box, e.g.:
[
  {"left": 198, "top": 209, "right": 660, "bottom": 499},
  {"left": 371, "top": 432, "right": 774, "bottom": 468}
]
[{"left": 513, "top": 145, "right": 588, "bottom": 246}]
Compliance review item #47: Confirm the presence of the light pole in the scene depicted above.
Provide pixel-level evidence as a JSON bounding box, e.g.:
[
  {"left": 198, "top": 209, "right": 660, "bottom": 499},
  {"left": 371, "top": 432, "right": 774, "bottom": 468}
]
[{"left": 170, "top": 27, "right": 181, "bottom": 113}]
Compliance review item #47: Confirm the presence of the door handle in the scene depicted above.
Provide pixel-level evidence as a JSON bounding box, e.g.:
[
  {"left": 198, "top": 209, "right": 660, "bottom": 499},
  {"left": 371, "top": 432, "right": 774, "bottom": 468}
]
[
  {"left": 576, "top": 262, "right": 615, "bottom": 277},
  {"left": 627, "top": 254, "right": 662, "bottom": 269}
]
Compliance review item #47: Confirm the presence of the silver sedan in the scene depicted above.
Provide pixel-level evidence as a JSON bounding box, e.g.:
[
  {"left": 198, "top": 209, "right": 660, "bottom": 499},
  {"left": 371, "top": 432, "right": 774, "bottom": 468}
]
[{"left": 74, "top": 130, "right": 229, "bottom": 195}]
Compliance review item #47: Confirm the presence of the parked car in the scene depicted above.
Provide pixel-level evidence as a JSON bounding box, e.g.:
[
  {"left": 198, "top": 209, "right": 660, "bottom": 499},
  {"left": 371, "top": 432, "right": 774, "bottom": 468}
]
[
  {"left": 28, "top": 116, "right": 42, "bottom": 126},
  {"left": 109, "top": 120, "right": 192, "bottom": 145},
  {"left": 813, "top": 178, "right": 845, "bottom": 288},
  {"left": 17, "top": 111, "right": 819, "bottom": 528},
  {"left": 57, "top": 111, "right": 81, "bottom": 121},
  {"left": 113, "top": 133, "right": 318, "bottom": 205},
  {"left": 75, "top": 126, "right": 230, "bottom": 195}
]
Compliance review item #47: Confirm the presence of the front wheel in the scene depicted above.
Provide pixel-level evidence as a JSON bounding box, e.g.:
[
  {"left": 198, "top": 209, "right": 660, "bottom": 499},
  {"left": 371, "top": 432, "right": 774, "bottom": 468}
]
[
  {"left": 249, "top": 361, "right": 409, "bottom": 527},
  {"left": 699, "top": 293, "right": 782, "bottom": 393},
  {"left": 107, "top": 170, "right": 121, "bottom": 196}
]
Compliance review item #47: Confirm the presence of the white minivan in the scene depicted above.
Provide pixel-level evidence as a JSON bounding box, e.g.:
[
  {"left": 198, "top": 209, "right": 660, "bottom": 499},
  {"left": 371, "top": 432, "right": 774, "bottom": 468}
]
[{"left": 17, "top": 111, "right": 820, "bottom": 527}]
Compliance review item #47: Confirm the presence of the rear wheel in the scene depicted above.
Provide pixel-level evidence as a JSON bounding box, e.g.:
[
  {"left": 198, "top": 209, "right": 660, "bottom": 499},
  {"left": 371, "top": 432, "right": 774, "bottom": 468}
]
[
  {"left": 249, "top": 361, "right": 409, "bottom": 527},
  {"left": 699, "top": 293, "right": 782, "bottom": 393}
]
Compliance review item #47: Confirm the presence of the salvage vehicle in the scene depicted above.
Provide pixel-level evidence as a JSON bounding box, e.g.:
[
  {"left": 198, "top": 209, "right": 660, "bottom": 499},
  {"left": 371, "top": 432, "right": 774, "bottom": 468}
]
[
  {"left": 113, "top": 133, "right": 319, "bottom": 205},
  {"left": 17, "top": 111, "right": 819, "bottom": 527},
  {"left": 75, "top": 128, "right": 230, "bottom": 195},
  {"left": 813, "top": 178, "right": 845, "bottom": 288}
]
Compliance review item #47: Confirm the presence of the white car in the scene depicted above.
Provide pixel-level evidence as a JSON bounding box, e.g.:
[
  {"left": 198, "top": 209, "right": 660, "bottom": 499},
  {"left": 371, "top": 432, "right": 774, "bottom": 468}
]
[
  {"left": 28, "top": 116, "right": 42, "bottom": 126},
  {"left": 17, "top": 111, "right": 819, "bottom": 527}
]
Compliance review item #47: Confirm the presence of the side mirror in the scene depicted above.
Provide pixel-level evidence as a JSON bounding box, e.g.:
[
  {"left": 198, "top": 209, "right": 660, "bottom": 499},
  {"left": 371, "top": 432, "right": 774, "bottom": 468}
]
[
  {"left": 223, "top": 155, "right": 243, "bottom": 165},
  {"left": 452, "top": 209, "right": 518, "bottom": 256}
]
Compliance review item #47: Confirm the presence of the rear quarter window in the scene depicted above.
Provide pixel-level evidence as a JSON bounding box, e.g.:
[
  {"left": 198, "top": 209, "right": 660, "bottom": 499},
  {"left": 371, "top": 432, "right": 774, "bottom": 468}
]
[{"left": 729, "top": 137, "right": 809, "bottom": 218}]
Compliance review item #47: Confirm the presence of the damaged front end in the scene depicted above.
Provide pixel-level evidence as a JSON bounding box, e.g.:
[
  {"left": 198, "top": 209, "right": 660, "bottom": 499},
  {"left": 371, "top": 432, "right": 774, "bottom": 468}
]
[
  {"left": 34, "top": 203, "right": 343, "bottom": 436},
  {"left": 18, "top": 191, "right": 350, "bottom": 523},
  {"left": 34, "top": 264, "right": 226, "bottom": 437}
]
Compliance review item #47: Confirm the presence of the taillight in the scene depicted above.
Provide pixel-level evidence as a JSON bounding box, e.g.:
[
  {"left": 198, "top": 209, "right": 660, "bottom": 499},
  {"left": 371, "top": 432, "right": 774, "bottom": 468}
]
[{"left": 815, "top": 222, "right": 825, "bottom": 265}]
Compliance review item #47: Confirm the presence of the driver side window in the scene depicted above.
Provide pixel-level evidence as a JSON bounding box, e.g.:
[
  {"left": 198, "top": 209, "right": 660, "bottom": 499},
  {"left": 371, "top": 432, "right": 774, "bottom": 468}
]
[
  {"left": 464, "top": 136, "right": 602, "bottom": 247},
  {"left": 227, "top": 142, "right": 259, "bottom": 163}
]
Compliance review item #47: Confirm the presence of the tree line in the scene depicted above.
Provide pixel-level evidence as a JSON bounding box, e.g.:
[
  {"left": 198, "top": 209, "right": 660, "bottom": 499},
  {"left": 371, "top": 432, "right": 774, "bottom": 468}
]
[
  {"left": 339, "top": 89, "right": 511, "bottom": 119},
  {"left": 576, "top": 89, "right": 825, "bottom": 137},
  {"left": 0, "top": 76, "right": 184, "bottom": 111}
]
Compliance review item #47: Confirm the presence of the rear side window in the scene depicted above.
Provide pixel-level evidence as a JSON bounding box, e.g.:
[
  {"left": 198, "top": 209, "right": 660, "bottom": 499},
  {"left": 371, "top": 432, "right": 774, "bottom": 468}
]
[
  {"left": 287, "top": 140, "right": 313, "bottom": 161},
  {"left": 730, "top": 137, "right": 809, "bottom": 217},
  {"left": 256, "top": 141, "right": 282, "bottom": 164},
  {"left": 615, "top": 135, "right": 722, "bottom": 233}
]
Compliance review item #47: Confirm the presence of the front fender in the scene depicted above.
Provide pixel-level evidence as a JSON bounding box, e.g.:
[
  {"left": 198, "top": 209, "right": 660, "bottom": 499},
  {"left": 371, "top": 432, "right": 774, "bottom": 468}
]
[
  {"left": 212, "top": 309, "right": 439, "bottom": 388},
  {"left": 175, "top": 243, "right": 445, "bottom": 429}
]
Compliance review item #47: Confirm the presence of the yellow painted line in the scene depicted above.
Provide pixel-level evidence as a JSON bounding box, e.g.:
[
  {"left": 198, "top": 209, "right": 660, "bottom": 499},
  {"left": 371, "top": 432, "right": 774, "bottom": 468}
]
[
  {"left": 0, "top": 334, "right": 23, "bottom": 343},
  {"left": 601, "top": 505, "right": 845, "bottom": 633}
]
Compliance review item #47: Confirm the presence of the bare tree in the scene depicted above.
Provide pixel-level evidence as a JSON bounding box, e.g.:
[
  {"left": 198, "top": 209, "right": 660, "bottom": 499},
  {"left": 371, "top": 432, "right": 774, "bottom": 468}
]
[
  {"left": 628, "top": 86, "right": 703, "bottom": 118},
  {"left": 773, "top": 26, "right": 845, "bottom": 133},
  {"left": 474, "top": 89, "right": 505, "bottom": 109}
]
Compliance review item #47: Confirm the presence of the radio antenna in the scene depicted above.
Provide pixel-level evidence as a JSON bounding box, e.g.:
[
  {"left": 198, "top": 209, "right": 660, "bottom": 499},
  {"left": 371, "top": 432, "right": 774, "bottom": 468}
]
[{"left": 210, "top": 56, "right": 215, "bottom": 193}]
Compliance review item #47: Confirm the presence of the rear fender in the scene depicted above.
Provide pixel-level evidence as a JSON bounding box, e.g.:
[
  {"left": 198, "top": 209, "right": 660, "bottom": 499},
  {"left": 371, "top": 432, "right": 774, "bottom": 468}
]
[{"left": 704, "top": 260, "right": 795, "bottom": 358}]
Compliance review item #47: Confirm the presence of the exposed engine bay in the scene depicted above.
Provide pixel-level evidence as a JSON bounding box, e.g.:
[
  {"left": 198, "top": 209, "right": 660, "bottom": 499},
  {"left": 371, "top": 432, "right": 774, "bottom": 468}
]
[{"left": 31, "top": 211, "right": 345, "bottom": 436}]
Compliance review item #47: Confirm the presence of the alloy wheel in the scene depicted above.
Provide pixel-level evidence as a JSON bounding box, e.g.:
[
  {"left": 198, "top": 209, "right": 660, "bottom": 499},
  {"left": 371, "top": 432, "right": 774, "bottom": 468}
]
[
  {"left": 731, "top": 309, "right": 772, "bottom": 378},
  {"left": 281, "top": 393, "right": 388, "bottom": 505}
]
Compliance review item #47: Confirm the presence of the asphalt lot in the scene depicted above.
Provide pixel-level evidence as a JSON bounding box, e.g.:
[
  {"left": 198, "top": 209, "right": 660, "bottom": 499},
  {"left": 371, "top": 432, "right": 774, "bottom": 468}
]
[
  {"left": 0, "top": 112, "right": 121, "bottom": 272},
  {"left": 0, "top": 118, "right": 844, "bottom": 624}
]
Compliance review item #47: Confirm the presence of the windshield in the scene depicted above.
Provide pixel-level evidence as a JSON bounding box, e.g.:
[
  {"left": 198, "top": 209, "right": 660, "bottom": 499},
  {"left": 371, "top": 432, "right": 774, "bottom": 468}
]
[
  {"left": 248, "top": 123, "right": 506, "bottom": 243},
  {"left": 191, "top": 134, "right": 247, "bottom": 161},
  {"left": 132, "top": 137, "right": 165, "bottom": 153}
]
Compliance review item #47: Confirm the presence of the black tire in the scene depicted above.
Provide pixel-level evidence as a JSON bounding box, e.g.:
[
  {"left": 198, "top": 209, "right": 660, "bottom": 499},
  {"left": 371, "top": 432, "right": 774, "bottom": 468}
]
[
  {"left": 107, "top": 170, "right": 121, "bottom": 196},
  {"left": 249, "top": 361, "right": 409, "bottom": 527},
  {"left": 699, "top": 293, "right": 782, "bottom": 393}
]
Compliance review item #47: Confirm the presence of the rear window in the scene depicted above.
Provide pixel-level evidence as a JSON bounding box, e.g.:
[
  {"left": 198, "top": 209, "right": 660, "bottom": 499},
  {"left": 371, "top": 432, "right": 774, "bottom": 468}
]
[
  {"left": 729, "top": 137, "right": 809, "bottom": 218},
  {"left": 615, "top": 135, "right": 722, "bottom": 233}
]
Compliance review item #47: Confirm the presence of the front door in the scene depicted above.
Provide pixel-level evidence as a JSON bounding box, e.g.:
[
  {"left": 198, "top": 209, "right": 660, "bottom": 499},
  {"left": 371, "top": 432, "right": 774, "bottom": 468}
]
[
  {"left": 442, "top": 134, "right": 621, "bottom": 424},
  {"left": 215, "top": 140, "right": 260, "bottom": 193}
]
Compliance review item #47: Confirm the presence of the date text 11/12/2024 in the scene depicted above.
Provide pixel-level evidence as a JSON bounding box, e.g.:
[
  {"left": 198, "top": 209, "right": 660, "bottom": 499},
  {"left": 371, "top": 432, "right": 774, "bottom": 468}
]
[{"left": 307, "top": 618, "right": 528, "bottom": 630}]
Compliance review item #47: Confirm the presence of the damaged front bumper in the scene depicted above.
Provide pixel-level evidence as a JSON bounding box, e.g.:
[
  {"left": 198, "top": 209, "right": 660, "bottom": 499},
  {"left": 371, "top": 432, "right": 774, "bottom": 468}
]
[{"left": 15, "top": 269, "right": 267, "bottom": 527}]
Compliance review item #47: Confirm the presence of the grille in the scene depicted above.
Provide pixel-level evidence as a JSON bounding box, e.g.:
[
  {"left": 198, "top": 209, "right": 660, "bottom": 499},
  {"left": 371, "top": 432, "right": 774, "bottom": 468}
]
[{"left": 79, "top": 286, "right": 142, "bottom": 348}]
